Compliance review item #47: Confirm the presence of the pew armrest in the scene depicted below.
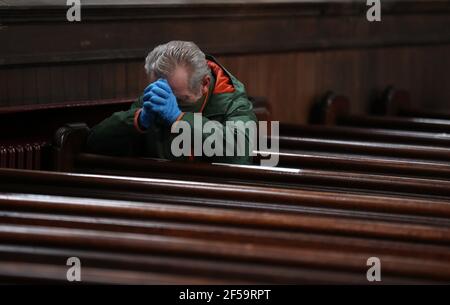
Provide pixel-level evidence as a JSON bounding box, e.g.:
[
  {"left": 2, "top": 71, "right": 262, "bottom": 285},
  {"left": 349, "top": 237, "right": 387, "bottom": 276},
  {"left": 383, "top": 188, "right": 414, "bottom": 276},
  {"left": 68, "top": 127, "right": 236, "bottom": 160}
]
[
  {"left": 52, "top": 123, "right": 90, "bottom": 172},
  {"left": 309, "top": 91, "right": 350, "bottom": 125}
]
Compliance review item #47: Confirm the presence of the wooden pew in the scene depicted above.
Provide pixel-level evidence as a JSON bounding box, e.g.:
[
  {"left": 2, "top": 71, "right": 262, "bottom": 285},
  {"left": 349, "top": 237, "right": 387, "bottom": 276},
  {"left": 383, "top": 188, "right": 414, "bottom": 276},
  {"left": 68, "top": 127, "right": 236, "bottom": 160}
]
[
  {"left": 2, "top": 168, "right": 450, "bottom": 237},
  {"left": 52, "top": 123, "right": 450, "bottom": 201},
  {"left": 73, "top": 153, "right": 450, "bottom": 198},
  {"left": 2, "top": 120, "right": 450, "bottom": 283},
  {"left": 1, "top": 170, "right": 450, "bottom": 283},
  {"left": 277, "top": 135, "right": 450, "bottom": 162},
  {"left": 0, "top": 251, "right": 432, "bottom": 284},
  {"left": 311, "top": 92, "right": 450, "bottom": 133},
  {"left": 2, "top": 96, "right": 449, "bottom": 284},
  {"left": 261, "top": 150, "right": 450, "bottom": 180},
  {"left": 0, "top": 96, "right": 269, "bottom": 171},
  {"left": 44, "top": 126, "right": 448, "bottom": 220},
  {"left": 0, "top": 221, "right": 447, "bottom": 284},
  {"left": 47, "top": 115, "right": 450, "bottom": 214},
  {"left": 2, "top": 209, "right": 449, "bottom": 261},
  {"left": 0, "top": 99, "right": 134, "bottom": 171},
  {"left": 375, "top": 86, "right": 450, "bottom": 121},
  {"left": 0, "top": 180, "right": 448, "bottom": 282},
  {"left": 279, "top": 123, "right": 450, "bottom": 148}
]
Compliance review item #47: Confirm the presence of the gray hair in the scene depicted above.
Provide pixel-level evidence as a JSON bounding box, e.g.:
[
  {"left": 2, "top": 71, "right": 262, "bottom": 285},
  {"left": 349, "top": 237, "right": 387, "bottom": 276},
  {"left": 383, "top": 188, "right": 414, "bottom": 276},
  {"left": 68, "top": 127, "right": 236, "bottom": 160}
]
[{"left": 144, "top": 41, "right": 209, "bottom": 93}]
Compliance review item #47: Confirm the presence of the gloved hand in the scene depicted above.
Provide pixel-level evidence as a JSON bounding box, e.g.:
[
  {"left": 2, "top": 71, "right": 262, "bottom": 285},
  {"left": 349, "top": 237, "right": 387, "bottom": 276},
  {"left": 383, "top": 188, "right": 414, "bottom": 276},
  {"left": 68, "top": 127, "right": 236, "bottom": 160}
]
[
  {"left": 138, "top": 82, "right": 158, "bottom": 130},
  {"left": 139, "top": 103, "right": 155, "bottom": 130},
  {"left": 142, "top": 79, "right": 181, "bottom": 125}
]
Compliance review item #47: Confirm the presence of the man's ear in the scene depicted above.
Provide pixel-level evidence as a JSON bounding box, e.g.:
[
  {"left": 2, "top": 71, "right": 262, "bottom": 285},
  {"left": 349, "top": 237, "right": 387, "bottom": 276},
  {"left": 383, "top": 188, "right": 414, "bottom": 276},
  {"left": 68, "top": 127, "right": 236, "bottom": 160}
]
[{"left": 201, "top": 74, "right": 211, "bottom": 95}]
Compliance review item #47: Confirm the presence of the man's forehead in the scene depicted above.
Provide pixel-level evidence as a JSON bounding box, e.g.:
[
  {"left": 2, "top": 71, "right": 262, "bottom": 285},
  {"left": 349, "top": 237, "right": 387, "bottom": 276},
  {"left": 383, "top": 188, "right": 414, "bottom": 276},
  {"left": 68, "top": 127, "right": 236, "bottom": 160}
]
[
  {"left": 147, "top": 66, "right": 191, "bottom": 97},
  {"left": 167, "top": 66, "right": 190, "bottom": 94}
]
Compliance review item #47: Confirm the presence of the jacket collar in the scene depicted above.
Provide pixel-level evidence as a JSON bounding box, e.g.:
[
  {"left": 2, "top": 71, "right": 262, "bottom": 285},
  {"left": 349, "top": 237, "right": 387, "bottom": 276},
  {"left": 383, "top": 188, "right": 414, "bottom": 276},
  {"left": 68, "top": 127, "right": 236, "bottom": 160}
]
[
  {"left": 179, "top": 55, "right": 235, "bottom": 114},
  {"left": 205, "top": 54, "right": 236, "bottom": 90}
]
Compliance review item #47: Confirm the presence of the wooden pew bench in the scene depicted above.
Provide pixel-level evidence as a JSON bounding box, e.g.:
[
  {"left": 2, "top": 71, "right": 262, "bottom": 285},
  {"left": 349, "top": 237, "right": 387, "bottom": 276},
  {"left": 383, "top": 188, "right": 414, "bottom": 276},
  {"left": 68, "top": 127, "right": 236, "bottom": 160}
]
[
  {"left": 311, "top": 92, "right": 450, "bottom": 133},
  {"left": 279, "top": 123, "right": 450, "bottom": 148},
  {"left": 375, "top": 86, "right": 450, "bottom": 121},
  {"left": 2, "top": 119, "right": 450, "bottom": 284},
  {"left": 276, "top": 135, "right": 450, "bottom": 162},
  {"left": 52, "top": 123, "right": 450, "bottom": 201},
  {"left": 73, "top": 152, "right": 450, "bottom": 199},
  {"left": 1, "top": 169, "right": 450, "bottom": 284},
  {"left": 2, "top": 95, "right": 449, "bottom": 284},
  {"left": 2, "top": 168, "right": 450, "bottom": 238},
  {"left": 0, "top": 96, "right": 269, "bottom": 171}
]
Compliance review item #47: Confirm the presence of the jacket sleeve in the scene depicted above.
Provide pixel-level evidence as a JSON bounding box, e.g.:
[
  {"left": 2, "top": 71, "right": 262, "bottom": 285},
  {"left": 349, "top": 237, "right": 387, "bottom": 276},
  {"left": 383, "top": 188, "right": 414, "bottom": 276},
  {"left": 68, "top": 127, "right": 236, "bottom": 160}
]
[
  {"left": 174, "top": 96, "right": 258, "bottom": 165},
  {"left": 85, "top": 97, "right": 147, "bottom": 156}
]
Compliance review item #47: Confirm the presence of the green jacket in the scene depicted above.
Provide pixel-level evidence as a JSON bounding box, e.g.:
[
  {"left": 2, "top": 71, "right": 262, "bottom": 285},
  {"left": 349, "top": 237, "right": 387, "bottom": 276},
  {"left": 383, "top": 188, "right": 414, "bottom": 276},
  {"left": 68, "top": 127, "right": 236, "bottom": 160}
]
[{"left": 86, "top": 55, "right": 258, "bottom": 164}]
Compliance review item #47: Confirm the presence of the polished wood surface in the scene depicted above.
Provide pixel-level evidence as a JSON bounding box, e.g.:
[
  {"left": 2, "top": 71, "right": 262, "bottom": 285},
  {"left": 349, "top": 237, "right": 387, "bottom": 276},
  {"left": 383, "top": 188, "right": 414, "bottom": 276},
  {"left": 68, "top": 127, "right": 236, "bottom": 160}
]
[
  {"left": 2, "top": 118, "right": 450, "bottom": 283},
  {"left": 280, "top": 123, "right": 450, "bottom": 147},
  {"left": 1, "top": 168, "right": 450, "bottom": 283},
  {"left": 2, "top": 167, "right": 450, "bottom": 226},
  {"left": 72, "top": 153, "right": 450, "bottom": 200}
]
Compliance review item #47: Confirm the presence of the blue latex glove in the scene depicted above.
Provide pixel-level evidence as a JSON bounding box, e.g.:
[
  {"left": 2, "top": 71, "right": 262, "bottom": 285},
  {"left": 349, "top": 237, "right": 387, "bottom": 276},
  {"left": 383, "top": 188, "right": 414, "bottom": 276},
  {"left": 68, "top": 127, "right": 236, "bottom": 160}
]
[
  {"left": 139, "top": 83, "right": 156, "bottom": 130},
  {"left": 143, "top": 79, "right": 181, "bottom": 125},
  {"left": 139, "top": 105, "right": 155, "bottom": 130}
]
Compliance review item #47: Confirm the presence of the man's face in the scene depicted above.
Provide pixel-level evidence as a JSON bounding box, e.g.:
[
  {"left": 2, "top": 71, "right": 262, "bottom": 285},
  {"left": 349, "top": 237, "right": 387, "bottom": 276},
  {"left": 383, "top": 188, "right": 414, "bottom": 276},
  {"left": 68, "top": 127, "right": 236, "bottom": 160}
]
[{"left": 149, "top": 66, "right": 208, "bottom": 105}]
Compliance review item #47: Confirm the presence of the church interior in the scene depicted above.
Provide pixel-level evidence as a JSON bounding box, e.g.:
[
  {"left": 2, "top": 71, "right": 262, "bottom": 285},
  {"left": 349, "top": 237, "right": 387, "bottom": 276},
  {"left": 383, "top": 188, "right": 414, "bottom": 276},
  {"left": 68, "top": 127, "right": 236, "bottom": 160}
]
[{"left": 0, "top": 0, "right": 450, "bottom": 285}]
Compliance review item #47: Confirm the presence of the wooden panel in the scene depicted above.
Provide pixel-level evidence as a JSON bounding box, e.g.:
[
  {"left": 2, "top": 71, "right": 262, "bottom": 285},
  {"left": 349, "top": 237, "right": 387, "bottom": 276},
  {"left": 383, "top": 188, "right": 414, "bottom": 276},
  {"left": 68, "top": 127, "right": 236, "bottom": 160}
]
[
  {"left": 115, "top": 62, "right": 127, "bottom": 99},
  {"left": 64, "top": 64, "right": 88, "bottom": 102},
  {"left": 217, "top": 45, "right": 450, "bottom": 123},
  {"left": 5, "top": 68, "right": 23, "bottom": 107},
  {"left": 0, "top": 1, "right": 449, "bottom": 123},
  {"left": 22, "top": 67, "right": 37, "bottom": 105},
  {"left": 36, "top": 66, "right": 51, "bottom": 104},
  {"left": 126, "top": 61, "right": 142, "bottom": 98},
  {"left": 2, "top": 44, "right": 449, "bottom": 124},
  {"left": 87, "top": 63, "right": 103, "bottom": 100},
  {"left": 49, "top": 66, "right": 65, "bottom": 103},
  {"left": 1, "top": 2, "right": 449, "bottom": 66},
  {"left": 101, "top": 63, "right": 116, "bottom": 100},
  {"left": 0, "top": 69, "right": 8, "bottom": 106}
]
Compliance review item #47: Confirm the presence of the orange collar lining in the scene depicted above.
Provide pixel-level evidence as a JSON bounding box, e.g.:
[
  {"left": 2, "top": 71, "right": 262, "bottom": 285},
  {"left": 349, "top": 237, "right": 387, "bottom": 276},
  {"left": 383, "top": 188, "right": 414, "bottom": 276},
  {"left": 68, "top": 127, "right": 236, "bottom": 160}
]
[{"left": 207, "top": 60, "right": 235, "bottom": 95}]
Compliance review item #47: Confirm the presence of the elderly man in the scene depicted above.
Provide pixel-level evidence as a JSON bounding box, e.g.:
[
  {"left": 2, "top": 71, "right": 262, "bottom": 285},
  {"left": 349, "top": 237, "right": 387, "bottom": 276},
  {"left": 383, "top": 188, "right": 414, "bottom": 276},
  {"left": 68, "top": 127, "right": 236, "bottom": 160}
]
[{"left": 86, "top": 40, "right": 257, "bottom": 164}]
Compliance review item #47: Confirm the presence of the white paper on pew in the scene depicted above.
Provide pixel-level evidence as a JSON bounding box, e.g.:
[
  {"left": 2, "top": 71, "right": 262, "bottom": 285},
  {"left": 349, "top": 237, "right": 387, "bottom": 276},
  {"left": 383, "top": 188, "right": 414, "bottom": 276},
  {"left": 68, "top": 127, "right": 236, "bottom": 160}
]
[{"left": 212, "top": 163, "right": 301, "bottom": 174}]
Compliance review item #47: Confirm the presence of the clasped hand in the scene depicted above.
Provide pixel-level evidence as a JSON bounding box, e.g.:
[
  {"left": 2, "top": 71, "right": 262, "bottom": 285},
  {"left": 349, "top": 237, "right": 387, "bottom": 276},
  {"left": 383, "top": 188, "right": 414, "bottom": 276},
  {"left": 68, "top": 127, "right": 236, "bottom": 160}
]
[{"left": 139, "top": 78, "right": 181, "bottom": 128}]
